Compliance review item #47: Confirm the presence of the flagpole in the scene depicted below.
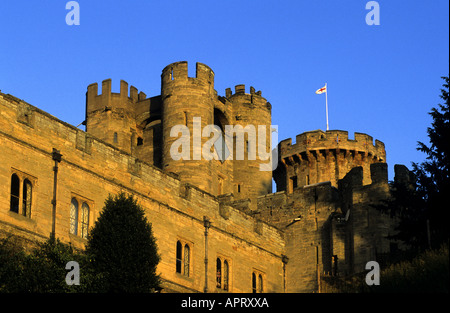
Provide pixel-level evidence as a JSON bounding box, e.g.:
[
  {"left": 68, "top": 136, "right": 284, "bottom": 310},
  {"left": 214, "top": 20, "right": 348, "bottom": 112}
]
[{"left": 325, "top": 83, "right": 329, "bottom": 131}]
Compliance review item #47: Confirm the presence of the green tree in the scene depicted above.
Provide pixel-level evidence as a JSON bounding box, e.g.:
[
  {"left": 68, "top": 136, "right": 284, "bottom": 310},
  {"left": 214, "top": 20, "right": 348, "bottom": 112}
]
[
  {"left": 0, "top": 235, "right": 83, "bottom": 293},
  {"left": 0, "top": 236, "right": 27, "bottom": 292},
  {"left": 85, "top": 192, "right": 160, "bottom": 292},
  {"left": 412, "top": 76, "right": 449, "bottom": 248}
]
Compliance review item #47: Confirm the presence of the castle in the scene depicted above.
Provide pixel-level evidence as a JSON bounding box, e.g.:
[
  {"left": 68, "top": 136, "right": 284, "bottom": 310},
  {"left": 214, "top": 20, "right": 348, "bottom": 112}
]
[{"left": 0, "top": 61, "right": 410, "bottom": 292}]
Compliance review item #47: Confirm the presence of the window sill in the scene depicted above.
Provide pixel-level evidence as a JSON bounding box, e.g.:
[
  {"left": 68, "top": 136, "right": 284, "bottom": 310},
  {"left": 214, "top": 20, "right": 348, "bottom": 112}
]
[
  {"left": 68, "top": 233, "right": 88, "bottom": 248},
  {"left": 7, "top": 210, "right": 36, "bottom": 225},
  {"left": 175, "top": 272, "right": 194, "bottom": 283}
]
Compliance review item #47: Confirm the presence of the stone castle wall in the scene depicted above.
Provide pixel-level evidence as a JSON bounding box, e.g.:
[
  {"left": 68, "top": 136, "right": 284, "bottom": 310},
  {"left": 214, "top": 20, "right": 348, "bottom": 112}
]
[{"left": 0, "top": 93, "right": 285, "bottom": 293}]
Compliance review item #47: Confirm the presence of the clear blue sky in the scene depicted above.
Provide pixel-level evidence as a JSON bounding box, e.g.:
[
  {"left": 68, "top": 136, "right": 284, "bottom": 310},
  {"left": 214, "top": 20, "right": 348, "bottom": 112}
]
[{"left": 1, "top": 0, "right": 448, "bottom": 181}]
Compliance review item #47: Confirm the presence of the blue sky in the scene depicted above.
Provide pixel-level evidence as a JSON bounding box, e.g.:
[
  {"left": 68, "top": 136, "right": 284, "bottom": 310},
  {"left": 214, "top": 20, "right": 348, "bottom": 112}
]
[{"left": 1, "top": 0, "right": 448, "bottom": 181}]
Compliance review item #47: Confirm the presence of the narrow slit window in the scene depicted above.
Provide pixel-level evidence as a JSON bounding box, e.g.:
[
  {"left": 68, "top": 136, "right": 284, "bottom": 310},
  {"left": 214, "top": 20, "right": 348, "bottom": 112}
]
[
  {"left": 216, "top": 258, "right": 222, "bottom": 288},
  {"left": 184, "top": 244, "right": 190, "bottom": 277},
  {"left": 113, "top": 132, "right": 118, "bottom": 144},
  {"left": 292, "top": 176, "right": 298, "bottom": 189},
  {"left": 258, "top": 274, "right": 263, "bottom": 293},
  {"left": 81, "top": 202, "right": 90, "bottom": 239},
  {"left": 252, "top": 272, "right": 257, "bottom": 293},
  {"left": 22, "top": 179, "right": 32, "bottom": 217},
  {"left": 70, "top": 198, "right": 79, "bottom": 235},
  {"left": 176, "top": 241, "right": 182, "bottom": 273},
  {"left": 10, "top": 174, "right": 20, "bottom": 213},
  {"left": 223, "top": 260, "right": 229, "bottom": 291}
]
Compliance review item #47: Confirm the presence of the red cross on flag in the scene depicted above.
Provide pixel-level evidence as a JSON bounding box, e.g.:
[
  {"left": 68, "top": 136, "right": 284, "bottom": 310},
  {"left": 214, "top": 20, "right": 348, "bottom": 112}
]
[{"left": 315, "top": 85, "right": 327, "bottom": 94}]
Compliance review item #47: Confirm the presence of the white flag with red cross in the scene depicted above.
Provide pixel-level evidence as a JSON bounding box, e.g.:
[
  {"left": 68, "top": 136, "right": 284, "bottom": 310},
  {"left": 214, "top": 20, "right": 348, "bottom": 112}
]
[{"left": 315, "top": 85, "right": 327, "bottom": 94}]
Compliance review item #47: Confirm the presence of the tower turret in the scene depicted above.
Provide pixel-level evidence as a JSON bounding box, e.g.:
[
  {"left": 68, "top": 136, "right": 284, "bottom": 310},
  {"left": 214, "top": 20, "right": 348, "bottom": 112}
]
[
  {"left": 161, "top": 61, "right": 216, "bottom": 193},
  {"left": 274, "top": 130, "right": 386, "bottom": 192},
  {"left": 85, "top": 79, "right": 144, "bottom": 154},
  {"left": 226, "top": 84, "right": 273, "bottom": 205}
]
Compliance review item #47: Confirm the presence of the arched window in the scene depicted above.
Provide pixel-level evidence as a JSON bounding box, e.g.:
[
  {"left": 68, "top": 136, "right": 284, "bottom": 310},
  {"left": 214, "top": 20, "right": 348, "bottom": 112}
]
[
  {"left": 176, "top": 241, "right": 182, "bottom": 274},
  {"left": 70, "top": 198, "right": 79, "bottom": 235},
  {"left": 10, "top": 174, "right": 20, "bottom": 213},
  {"left": 22, "top": 179, "right": 32, "bottom": 217},
  {"left": 214, "top": 109, "right": 229, "bottom": 162},
  {"left": 81, "top": 202, "right": 90, "bottom": 239},
  {"left": 252, "top": 272, "right": 257, "bottom": 293},
  {"left": 184, "top": 244, "right": 190, "bottom": 277},
  {"left": 216, "top": 258, "right": 222, "bottom": 288},
  {"left": 176, "top": 240, "right": 192, "bottom": 277},
  {"left": 258, "top": 274, "right": 263, "bottom": 293},
  {"left": 223, "top": 260, "right": 229, "bottom": 291}
]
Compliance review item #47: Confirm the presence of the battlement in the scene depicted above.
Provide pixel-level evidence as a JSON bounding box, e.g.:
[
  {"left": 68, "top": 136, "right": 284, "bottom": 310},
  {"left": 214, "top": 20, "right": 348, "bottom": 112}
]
[
  {"left": 161, "top": 61, "right": 215, "bottom": 84},
  {"left": 86, "top": 79, "right": 146, "bottom": 114},
  {"left": 225, "top": 84, "right": 263, "bottom": 98},
  {"left": 224, "top": 84, "right": 270, "bottom": 111},
  {"left": 279, "top": 130, "right": 385, "bottom": 161}
]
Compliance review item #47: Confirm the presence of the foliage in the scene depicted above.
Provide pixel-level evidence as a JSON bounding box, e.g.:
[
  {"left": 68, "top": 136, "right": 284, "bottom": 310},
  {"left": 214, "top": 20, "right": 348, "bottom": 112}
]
[
  {"left": 376, "top": 76, "right": 449, "bottom": 251},
  {"left": 0, "top": 235, "right": 82, "bottom": 292},
  {"left": 322, "top": 244, "right": 449, "bottom": 293},
  {"left": 85, "top": 192, "right": 161, "bottom": 292},
  {"left": 411, "top": 76, "right": 449, "bottom": 248},
  {"left": 362, "top": 244, "right": 449, "bottom": 293}
]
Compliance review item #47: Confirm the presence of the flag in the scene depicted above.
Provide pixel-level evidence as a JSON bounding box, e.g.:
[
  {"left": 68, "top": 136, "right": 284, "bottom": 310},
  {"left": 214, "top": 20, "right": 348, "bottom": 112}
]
[{"left": 315, "top": 85, "right": 326, "bottom": 94}]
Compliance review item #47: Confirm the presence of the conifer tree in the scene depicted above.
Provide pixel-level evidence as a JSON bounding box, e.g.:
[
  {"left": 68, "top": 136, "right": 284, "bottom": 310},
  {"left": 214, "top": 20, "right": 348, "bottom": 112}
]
[{"left": 85, "top": 192, "right": 160, "bottom": 292}]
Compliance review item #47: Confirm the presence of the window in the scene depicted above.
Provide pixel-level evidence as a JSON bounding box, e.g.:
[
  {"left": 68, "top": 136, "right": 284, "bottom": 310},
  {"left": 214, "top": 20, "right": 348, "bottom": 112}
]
[
  {"left": 290, "top": 176, "right": 298, "bottom": 191},
  {"left": 223, "top": 260, "right": 229, "bottom": 291},
  {"left": 10, "top": 174, "right": 20, "bottom": 213},
  {"left": 216, "top": 258, "right": 222, "bottom": 288},
  {"left": 289, "top": 176, "right": 297, "bottom": 193},
  {"left": 252, "top": 271, "right": 264, "bottom": 293},
  {"left": 184, "top": 244, "right": 190, "bottom": 277},
  {"left": 176, "top": 241, "right": 182, "bottom": 274},
  {"left": 214, "top": 109, "right": 229, "bottom": 163},
  {"left": 137, "top": 137, "right": 143, "bottom": 146},
  {"left": 217, "top": 256, "right": 230, "bottom": 291},
  {"left": 176, "top": 240, "right": 191, "bottom": 277},
  {"left": 22, "top": 179, "right": 32, "bottom": 217},
  {"left": 70, "top": 198, "right": 79, "bottom": 235},
  {"left": 70, "top": 196, "right": 92, "bottom": 239},
  {"left": 81, "top": 202, "right": 90, "bottom": 239},
  {"left": 113, "top": 132, "right": 118, "bottom": 144},
  {"left": 292, "top": 176, "right": 298, "bottom": 189},
  {"left": 10, "top": 171, "right": 34, "bottom": 218},
  {"left": 258, "top": 274, "right": 263, "bottom": 293}
]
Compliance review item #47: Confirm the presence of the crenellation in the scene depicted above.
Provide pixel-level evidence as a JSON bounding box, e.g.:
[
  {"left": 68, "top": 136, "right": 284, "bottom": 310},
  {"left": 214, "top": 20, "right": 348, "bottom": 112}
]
[
  {"left": 102, "top": 78, "right": 112, "bottom": 95},
  {"left": 138, "top": 91, "right": 146, "bottom": 101},
  {"left": 235, "top": 84, "right": 245, "bottom": 94},
  {"left": 130, "top": 85, "right": 138, "bottom": 102},
  {"left": 276, "top": 129, "right": 386, "bottom": 189}
]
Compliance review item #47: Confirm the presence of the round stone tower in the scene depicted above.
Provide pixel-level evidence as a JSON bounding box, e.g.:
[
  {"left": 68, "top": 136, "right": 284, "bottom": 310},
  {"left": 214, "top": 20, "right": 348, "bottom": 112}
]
[
  {"left": 161, "top": 61, "right": 216, "bottom": 193},
  {"left": 273, "top": 130, "right": 386, "bottom": 192},
  {"left": 225, "top": 84, "right": 273, "bottom": 203}
]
